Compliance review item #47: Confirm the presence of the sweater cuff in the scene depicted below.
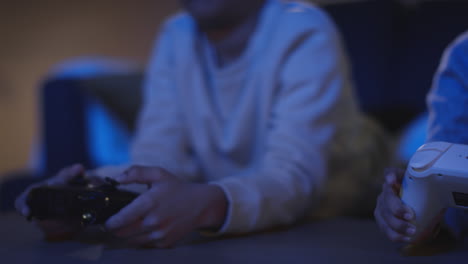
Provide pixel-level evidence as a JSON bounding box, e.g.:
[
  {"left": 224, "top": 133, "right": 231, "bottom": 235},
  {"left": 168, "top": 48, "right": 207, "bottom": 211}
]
[
  {"left": 202, "top": 177, "right": 258, "bottom": 235},
  {"left": 208, "top": 181, "right": 235, "bottom": 234}
]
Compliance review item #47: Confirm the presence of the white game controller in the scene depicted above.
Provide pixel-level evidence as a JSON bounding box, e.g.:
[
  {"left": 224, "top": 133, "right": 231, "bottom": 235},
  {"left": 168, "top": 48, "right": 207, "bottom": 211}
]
[{"left": 401, "top": 141, "right": 468, "bottom": 243}]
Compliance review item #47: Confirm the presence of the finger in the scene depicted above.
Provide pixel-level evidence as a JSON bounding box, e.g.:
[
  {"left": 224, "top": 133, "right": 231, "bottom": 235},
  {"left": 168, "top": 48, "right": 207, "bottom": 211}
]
[
  {"left": 123, "top": 214, "right": 173, "bottom": 247},
  {"left": 129, "top": 220, "right": 188, "bottom": 249},
  {"left": 386, "top": 214, "right": 416, "bottom": 236},
  {"left": 118, "top": 211, "right": 177, "bottom": 247},
  {"left": 374, "top": 203, "right": 389, "bottom": 234},
  {"left": 141, "top": 212, "right": 163, "bottom": 230},
  {"left": 383, "top": 180, "right": 401, "bottom": 197},
  {"left": 15, "top": 183, "right": 41, "bottom": 216},
  {"left": 383, "top": 219, "right": 411, "bottom": 243},
  {"left": 15, "top": 165, "right": 85, "bottom": 217},
  {"left": 375, "top": 188, "right": 416, "bottom": 240},
  {"left": 153, "top": 225, "right": 189, "bottom": 249},
  {"left": 106, "top": 191, "right": 159, "bottom": 230},
  {"left": 116, "top": 166, "right": 170, "bottom": 185},
  {"left": 125, "top": 229, "right": 167, "bottom": 247},
  {"left": 384, "top": 168, "right": 405, "bottom": 185},
  {"left": 374, "top": 193, "right": 386, "bottom": 232},
  {"left": 112, "top": 219, "right": 146, "bottom": 238},
  {"left": 402, "top": 206, "right": 415, "bottom": 222},
  {"left": 384, "top": 169, "right": 397, "bottom": 185},
  {"left": 384, "top": 184, "right": 410, "bottom": 219},
  {"left": 147, "top": 215, "right": 195, "bottom": 249},
  {"left": 48, "top": 164, "right": 85, "bottom": 185},
  {"left": 375, "top": 193, "right": 396, "bottom": 235},
  {"left": 112, "top": 210, "right": 165, "bottom": 238},
  {"left": 375, "top": 207, "right": 411, "bottom": 243}
]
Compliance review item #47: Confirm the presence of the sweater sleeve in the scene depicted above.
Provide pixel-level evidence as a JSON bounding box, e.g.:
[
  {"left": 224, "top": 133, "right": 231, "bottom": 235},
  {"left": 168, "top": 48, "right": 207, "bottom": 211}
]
[
  {"left": 427, "top": 32, "right": 468, "bottom": 240},
  {"left": 211, "top": 21, "right": 352, "bottom": 233},
  {"left": 90, "top": 18, "right": 200, "bottom": 190},
  {"left": 129, "top": 21, "right": 200, "bottom": 181},
  {"left": 427, "top": 32, "right": 468, "bottom": 144}
]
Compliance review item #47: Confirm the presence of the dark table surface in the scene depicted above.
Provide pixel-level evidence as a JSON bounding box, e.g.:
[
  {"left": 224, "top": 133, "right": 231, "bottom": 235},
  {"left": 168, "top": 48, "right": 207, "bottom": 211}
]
[{"left": 1, "top": 213, "right": 467, "bottom": 264}]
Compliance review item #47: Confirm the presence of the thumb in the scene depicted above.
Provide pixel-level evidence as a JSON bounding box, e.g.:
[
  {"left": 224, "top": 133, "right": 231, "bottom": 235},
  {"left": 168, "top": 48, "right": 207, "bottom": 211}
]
[
  {"left": 384, "top": 168, "right": 406, "bottom": 185},
  {"left": 116, "top": 166, "right": 170, "bottom": 184},
  {"left": 384, "top": 168, "right": 397, "bottom": 185}
]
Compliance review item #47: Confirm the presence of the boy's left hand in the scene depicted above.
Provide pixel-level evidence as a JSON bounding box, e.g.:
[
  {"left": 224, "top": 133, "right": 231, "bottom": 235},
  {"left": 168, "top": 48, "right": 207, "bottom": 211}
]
[{"left": 105, "top": 166, "right": 227, "bottom": 248}]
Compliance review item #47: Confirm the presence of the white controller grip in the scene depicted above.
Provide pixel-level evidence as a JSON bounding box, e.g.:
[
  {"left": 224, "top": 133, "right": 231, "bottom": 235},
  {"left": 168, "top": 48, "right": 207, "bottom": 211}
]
[{"left": 401, "top": 172, "right": 445, "bottom": 243}]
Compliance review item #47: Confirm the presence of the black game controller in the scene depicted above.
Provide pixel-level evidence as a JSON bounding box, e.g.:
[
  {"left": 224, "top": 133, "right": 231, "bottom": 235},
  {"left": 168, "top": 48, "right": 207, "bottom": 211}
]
[{"left": 26, "top": 175, "right": 138, "bottom": 226}]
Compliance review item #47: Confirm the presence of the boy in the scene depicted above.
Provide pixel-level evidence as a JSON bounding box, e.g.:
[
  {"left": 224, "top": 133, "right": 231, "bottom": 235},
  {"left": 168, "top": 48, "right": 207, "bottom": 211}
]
[{"left": 17, "top": 0, "right": 387, "bottom": 248}]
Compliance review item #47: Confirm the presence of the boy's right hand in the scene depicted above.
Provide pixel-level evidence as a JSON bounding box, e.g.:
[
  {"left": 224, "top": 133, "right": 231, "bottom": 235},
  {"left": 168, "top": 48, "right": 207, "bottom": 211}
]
[
  {"left": 374, "top": 168, "right": 416, "bottom": 243},
  {"left": 14, "top": 164, "right": 85, "bottom": 241}
]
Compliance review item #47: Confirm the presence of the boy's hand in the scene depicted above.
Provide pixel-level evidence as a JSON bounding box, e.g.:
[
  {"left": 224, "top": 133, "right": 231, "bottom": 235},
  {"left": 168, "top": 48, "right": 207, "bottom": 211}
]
[
  {"left": 374, "top": 168, "right": 416, "bottom": 242},
  {"left": 14, "top": 164, "right": 85, "bottom": 241},
  {"left": 105, "top": 166, "right": 227, "bottom": 248}
]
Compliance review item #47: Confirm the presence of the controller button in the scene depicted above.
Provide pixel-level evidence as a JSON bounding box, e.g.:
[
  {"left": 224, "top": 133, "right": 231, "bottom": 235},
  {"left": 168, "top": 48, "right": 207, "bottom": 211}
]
[
  {"left": 411, "top": 150, "right": 442, "bottom": 170},
  {"left": 82, "top": 212, "right": 96, "bottom": 225}
]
